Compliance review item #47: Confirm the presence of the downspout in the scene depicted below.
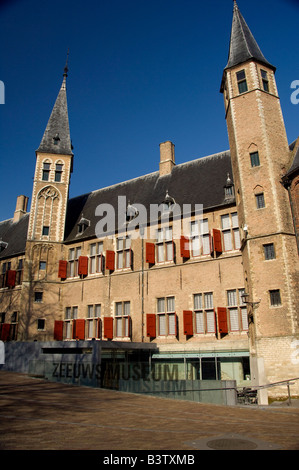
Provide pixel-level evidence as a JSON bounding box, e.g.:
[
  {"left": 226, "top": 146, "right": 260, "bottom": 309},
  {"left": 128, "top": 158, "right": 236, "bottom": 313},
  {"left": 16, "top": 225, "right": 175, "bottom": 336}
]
[{"left": 286, "top": 181, "right": 299, "bottom": 254}]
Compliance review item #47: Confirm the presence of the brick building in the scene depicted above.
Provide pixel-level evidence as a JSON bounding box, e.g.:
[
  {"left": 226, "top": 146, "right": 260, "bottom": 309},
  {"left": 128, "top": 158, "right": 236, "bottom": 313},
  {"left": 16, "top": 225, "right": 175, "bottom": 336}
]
[{"left": 0, "top": 3, "right": 298, "bottom": 403}]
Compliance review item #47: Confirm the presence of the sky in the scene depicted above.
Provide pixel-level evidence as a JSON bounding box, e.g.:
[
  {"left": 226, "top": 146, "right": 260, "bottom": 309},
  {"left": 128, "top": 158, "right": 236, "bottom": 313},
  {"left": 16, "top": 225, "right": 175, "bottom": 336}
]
[{"left": 0, "top": 0, "right": 298, "bottom": 222}]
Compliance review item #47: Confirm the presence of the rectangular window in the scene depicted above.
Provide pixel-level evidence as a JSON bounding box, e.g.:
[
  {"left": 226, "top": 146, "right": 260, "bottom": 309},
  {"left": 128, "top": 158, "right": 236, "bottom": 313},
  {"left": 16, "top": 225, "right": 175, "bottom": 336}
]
[
  {"left": 190, "top": 219, "right": 210, "bottom": 256},
  {"left": 64, "top": 306, "right": 79, "bottom": 339},
  {"left": 39, "top": 261, "right": 46, "bottom": 270},
  {"left": 68, "top": 247, "right": 81, "bottom": 277},
  {"left": 270, "top": 290, "right": 281, "bottom": 307},
  {"left": 256, "top": 193, "right": 265, "bottom": 209},
  {"left": 37, "top": 319, "right": 45, "bottom": 330},
  {"left": 157, "top": 296, "right": 176, "bottom": 336},
  {"left": 34, "top": 291, "right": 43, "bottom": 303},
  {"left": 194, "top": 292, "right": 215, "bottom": 334},
  {"left": 42, "top": 226, "right": 49, "bottom": 236},
  {"left": 261, "top": 70, "right": 269, "bottom": 92},
  {"left": 237, "top": 70, "right": 248, "bottom": 94},
  {"left": 117, "top": 237, "right": 131, "bottom": 269},
  {"left": 42, "top": 163, "right": 50, "bottom": 181},
  {"left": 55, "top": 164, "right": 63, "bottom": 182},
  {"left": 156, "top": 227, "right": 173, "bottom": 263},
  {"left": 115, "top": 301, "right": 130, "bottom": 337},
  {"left": 15, "top": 258, "right": 24, "bottom": 285},
  {"left": 264, "top": 243, "right": 275, "bottom": 260},
  {"left": 89, "top": 242, "right": 104, "bottom": 273},
  {"left": 227, "top": 288, "right": 248, "bottom": 331},
  {"left": 250, "top": 151, "right": 260, "bottom": 167},
  {"left": 87, "top": 304, "right": 101, "bottom": 338},
  {"left": 221, "top": 212, "right": 240, "bottom": 251}
]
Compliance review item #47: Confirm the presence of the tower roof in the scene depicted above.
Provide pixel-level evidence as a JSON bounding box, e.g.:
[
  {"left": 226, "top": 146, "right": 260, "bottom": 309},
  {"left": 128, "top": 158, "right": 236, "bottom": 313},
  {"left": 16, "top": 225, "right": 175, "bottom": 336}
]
[
  {"left": 224, "top": 2, "right": 275, "bottom": 72},
  {"left": 37, "top": 62, "right": 73, "bottom": 156}
]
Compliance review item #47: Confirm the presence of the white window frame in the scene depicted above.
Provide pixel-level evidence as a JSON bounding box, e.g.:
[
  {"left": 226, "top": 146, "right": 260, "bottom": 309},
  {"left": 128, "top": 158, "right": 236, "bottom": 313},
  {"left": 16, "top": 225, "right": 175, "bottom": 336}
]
[
  {"left": 64, "top": 306, "right": 78, "bottom": 339},
  {"left": 115, "top": 301, "right": 131, "bottom": 337},
  {"left": 227, "top": 288, "right": 248, "bottom": 331},
  {"left": 156, "top": 227, "right": 174, "bottom": 263},
  {"left": 157, "top": 296, "right": 176, "bottom": 336},
  {"left": 68, "top": 247, "right": 81, "bottom": 277},
  {"left": 193, "top": 292, "right": 215, "bottom": 334},
  {"left": 86, "top": 304, "right": 101, "bottom": 339},
  {"left": 190, "top": 219, "right": 210, "bottom": 257},
  {"left": 221, "top": 212, "right": 241, "bottom": 252},
  {"left": 116, "top": 237, "right": 131, "bottom": 270},
  {"left": 89, "top": 242, "right": 104, "bottom": 274}
]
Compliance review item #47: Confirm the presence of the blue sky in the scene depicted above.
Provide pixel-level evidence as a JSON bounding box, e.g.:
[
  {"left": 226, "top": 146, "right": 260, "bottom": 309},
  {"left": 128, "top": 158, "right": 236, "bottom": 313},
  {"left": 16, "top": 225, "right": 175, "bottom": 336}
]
[{"left": 0, "top": 0, "right": 298, "bottom": 221}]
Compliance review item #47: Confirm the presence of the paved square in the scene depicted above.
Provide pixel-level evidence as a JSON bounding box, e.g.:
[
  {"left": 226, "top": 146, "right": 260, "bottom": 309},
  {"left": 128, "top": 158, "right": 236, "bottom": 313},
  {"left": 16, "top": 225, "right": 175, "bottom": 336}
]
[{"left": 0, "top": 371, "right": 298, "bottom": 450}]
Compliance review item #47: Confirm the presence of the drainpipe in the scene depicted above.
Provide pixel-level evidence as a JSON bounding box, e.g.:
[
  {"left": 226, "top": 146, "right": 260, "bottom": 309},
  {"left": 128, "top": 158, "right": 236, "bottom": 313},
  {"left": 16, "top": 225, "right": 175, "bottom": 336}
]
[{"left": 287, "top": 184, "right": 299, "bottom": 254}]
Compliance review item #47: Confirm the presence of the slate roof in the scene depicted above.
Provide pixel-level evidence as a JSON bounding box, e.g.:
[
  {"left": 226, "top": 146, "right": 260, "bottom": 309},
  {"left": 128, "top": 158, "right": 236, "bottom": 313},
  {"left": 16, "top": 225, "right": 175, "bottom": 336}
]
[
  {"left": 285, "top": 146, "right": 299, "bottom": 179},
  {"left": 64, "top": 150, "right": 234, "bottom": 242},
  {"left": 0, "top": 214, "right": 29, "bottom": 261},
  {"left": 223, "top": 2, "right": 275, "bottom": 73},
  {"left": 36, "top": 74, "right": 73, "bottom": 156}
]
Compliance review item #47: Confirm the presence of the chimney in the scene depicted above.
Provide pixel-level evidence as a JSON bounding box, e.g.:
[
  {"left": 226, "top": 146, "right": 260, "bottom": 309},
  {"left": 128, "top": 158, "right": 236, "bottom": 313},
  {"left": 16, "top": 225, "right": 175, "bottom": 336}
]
[
  {"left": 13, "top": 195, "right": 29, "bottom": 223},
  {"left": 159, "top": 141, "right": 175, "bottom": 176}
]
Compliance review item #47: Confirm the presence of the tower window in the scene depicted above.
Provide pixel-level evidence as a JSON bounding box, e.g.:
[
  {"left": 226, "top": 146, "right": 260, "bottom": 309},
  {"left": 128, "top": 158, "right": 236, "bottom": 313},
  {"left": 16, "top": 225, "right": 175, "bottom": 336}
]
[
  {"left": 34, "top": 291, "right": 43, "bottom": 303},
  {"left": 255, "top": 193, "right": 265, "bottom": 209},
  {"left": 269, "top": 290, "right": 281, "bottom": 307},
  {"left": 261, "top": 70, "right": 269, "bottom": 92},
  {"left": 37, "top": 319, "right": 45, "bottom": 330},
  {"left": 39, "top": 261, "right": 47, "bottom": 270},
  {"left": 250, "top": 151, "right": 260, "bottom": 167},
  {"left": 55, "top": 163, "right": 63, "bottom": 182},
  {"left": 42, "top": 162, "right": 50, "bottom": 181},
  {"left": 264, "top": 243, "right": 275, "bottom": 260},
  {"left": 237, "top": 70, "right": 248, "bottom": 94},
  {"left": 42, "top": 226, "right": 49, "bottom": 236}
]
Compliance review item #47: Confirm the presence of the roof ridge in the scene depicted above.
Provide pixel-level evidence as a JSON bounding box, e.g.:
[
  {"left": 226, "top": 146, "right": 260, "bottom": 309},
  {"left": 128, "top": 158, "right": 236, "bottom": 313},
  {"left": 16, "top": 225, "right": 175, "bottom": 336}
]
[{"left": 68, "top": 150, "right": 231, "bottom": 202}]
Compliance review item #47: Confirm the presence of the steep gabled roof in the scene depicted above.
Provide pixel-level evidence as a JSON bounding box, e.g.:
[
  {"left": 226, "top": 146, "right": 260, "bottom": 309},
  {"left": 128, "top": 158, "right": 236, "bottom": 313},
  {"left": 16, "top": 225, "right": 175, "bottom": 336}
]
[
  {"left": 0, "top": 214, "right": 29, "bottom": 260},
  {"left": 225, "top": 2, "right": 275, "bottom": 71},
  {"left": 64, "top": 151, "right": 234, "bottom": 242},
  {"left": 286, "top": 146, "right": 299, "bottom": 179},
  {"left": 36, "top": 68, "right": 73, "bottom": 156}
]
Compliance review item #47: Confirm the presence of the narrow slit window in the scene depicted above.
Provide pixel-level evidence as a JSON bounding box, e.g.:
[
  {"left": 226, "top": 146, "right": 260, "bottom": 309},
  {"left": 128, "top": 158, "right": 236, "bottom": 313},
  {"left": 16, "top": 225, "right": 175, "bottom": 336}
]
[{"left": 261, "top": 70, "right": 269, "bottom": 92}]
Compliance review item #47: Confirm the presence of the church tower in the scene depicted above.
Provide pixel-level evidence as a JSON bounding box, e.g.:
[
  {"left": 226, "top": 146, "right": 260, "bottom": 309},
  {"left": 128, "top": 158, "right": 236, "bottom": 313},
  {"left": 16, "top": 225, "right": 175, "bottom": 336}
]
[
  {"left": 221, "top": 2, "right": 299, "bottom": 401},
  {"left": 27, "top": 61, "right": 73, "bottom": 243}
]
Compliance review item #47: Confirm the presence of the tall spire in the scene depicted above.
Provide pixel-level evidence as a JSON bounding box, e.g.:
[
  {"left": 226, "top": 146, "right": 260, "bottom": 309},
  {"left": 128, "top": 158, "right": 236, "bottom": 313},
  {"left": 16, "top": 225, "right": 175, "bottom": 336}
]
[
  {"left": 224, "top": 1, "right": 275, "bottom": 71},
  {"left": 37, "top": 56, "right": 73, "bottom": 156}
]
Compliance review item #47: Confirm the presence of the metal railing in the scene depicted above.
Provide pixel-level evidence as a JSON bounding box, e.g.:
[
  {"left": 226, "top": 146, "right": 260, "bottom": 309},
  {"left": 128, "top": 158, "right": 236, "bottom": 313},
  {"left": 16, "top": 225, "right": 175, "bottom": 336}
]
[{"left": 237, "top": 377, "right": 299, "bottom": 406}]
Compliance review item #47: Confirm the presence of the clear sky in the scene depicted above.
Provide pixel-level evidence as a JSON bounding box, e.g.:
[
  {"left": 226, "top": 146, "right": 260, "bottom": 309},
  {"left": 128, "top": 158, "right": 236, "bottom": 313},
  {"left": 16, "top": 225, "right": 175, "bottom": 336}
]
[{"left": 0, "top": 0, "right": 298, "bottom": 222}]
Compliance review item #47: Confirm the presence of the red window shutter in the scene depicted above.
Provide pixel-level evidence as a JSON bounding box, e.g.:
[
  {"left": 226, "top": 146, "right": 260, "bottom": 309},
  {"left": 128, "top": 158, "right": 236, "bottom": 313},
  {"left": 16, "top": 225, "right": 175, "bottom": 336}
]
[
  {"left": 146, "top": 243, "right": 155, "bottom": 264},
  {"left": 180, "top": 236, "right": 190, "bottom": 259},
  {"left": 146, "top": 314, "right": 156, "bottom": 338},
  {"left": 217, "top": 307, "right": 228, "bottom": 334},
  {"left": 213, "top": 229, "right": 222, "bottom": 254},
  {"left": 73, "top": 319, "right": 85, "bottom": 340},
  {"left": 106, "top": 250, "right": 115, "bottom": 271},
  {"left": 6, "top": 270, "right": 16, "bottom": 288},
  {"left": 104, "top": 317, "right": 114, "bottom": 339},
  {"left": 78, "top": 256, "right": 88, "bottom": 276},
  {"left": 54, "top": 320, "right": 64, "bottom": 341},
  {"left": 58, "top": 260, "right": 67, "bottom": 279},
  {"left": 1, "top": 323, "right": 11, "bottom": 341},
  {"left": 183, "top": 310, "right": 193, "bottom": 336}
]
